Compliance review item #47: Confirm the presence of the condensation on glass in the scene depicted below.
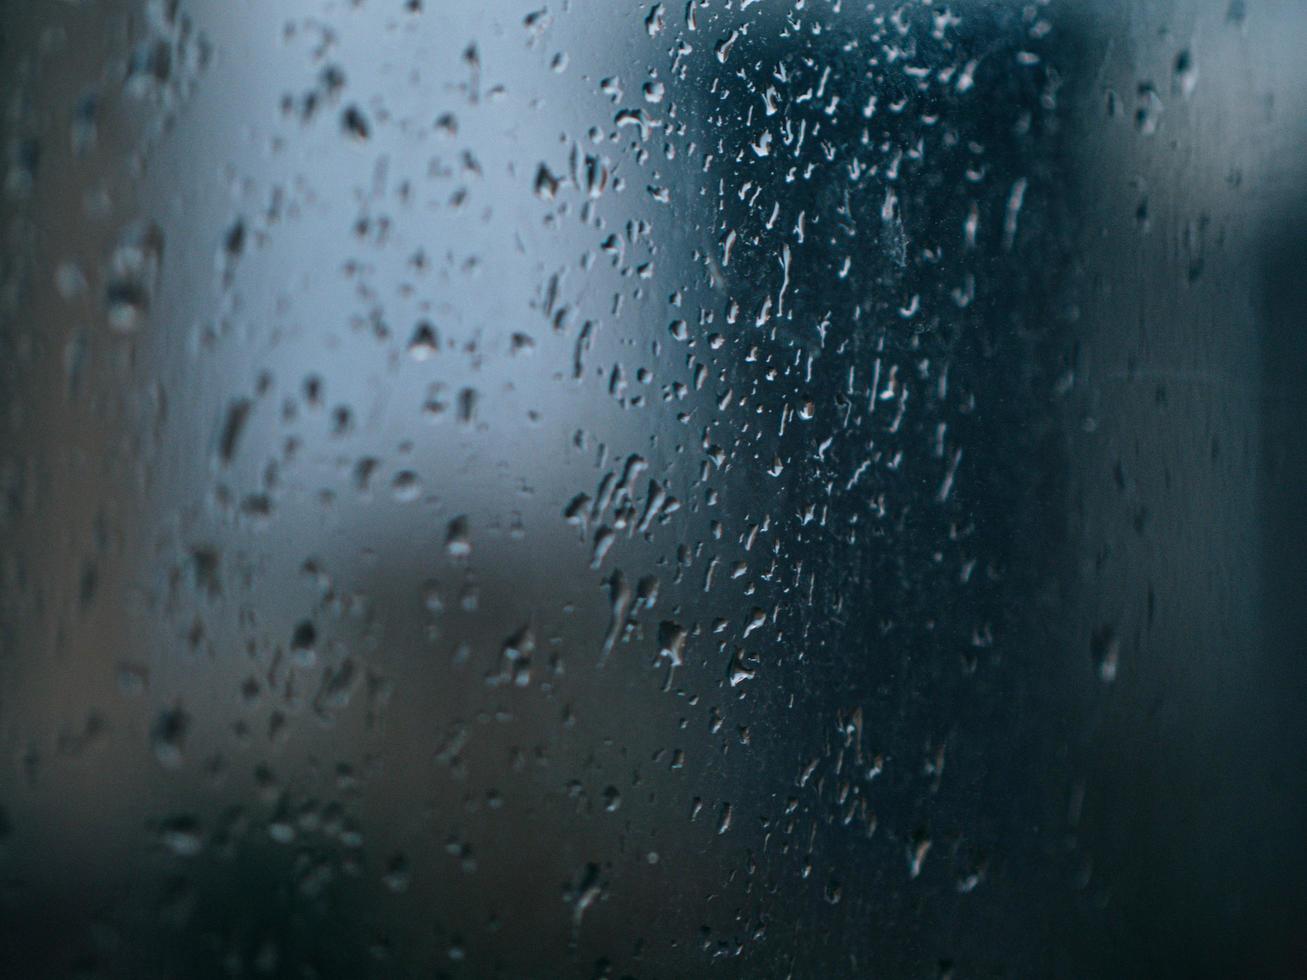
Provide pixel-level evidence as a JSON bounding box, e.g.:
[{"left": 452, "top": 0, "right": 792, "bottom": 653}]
[{"left": 1, "top": 0, "right": 1305, "bottom": 976}]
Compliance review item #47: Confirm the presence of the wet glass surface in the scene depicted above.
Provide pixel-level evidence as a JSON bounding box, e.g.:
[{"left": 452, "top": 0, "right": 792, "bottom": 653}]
[{"left": 2, "top": 1, "right": 1306, "bottom": 976}]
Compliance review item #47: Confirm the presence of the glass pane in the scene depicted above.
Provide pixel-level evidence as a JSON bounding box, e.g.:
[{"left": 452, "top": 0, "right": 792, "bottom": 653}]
[{"left": 2, "top": 0, "right": 1304, "bottom": 975}]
